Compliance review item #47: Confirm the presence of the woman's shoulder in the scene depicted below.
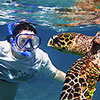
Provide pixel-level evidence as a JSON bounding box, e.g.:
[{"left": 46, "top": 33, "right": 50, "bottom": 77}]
[
  {"left": 0, "top": 40, "right": 10, "bottom": 52},
  {"left": 0, "top": 40, "right": 10, "bottom": 46},
  {"left": 35, "top": 48, "right": 48, "bottom": 57},
  {"left": 35, "top": 48, "right": 50, "bottom": 63}
]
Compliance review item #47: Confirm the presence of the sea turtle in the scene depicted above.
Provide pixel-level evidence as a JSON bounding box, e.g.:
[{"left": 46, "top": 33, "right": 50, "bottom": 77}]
[{"left": 48, "top": 31, "right": 100, "bottom": 100}]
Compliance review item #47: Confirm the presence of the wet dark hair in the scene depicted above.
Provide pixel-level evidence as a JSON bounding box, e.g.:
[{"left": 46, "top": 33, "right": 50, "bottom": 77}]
[{"left": 7, "top": 21, "right": 37, "bottom": 42}]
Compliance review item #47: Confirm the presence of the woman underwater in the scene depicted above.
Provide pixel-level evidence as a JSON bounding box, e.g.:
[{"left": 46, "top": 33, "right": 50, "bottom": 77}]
[{"left": 0, "top": 21, "right": 66, "bottom": 100}]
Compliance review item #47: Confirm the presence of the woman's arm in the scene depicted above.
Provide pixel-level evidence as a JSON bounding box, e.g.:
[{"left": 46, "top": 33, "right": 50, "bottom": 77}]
[{"left": 37, "top": 49, "right": 66, "bottom": 82}]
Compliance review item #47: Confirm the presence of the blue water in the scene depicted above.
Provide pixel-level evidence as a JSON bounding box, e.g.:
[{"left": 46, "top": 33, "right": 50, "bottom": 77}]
[{"left": 0, "top": 0, "right": 100, "bottom": 100}]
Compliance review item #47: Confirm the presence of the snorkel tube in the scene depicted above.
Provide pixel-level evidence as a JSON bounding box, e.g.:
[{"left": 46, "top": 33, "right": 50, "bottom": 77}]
[{"left": 8, "top": 22, "right": 32, "bottom": 57}]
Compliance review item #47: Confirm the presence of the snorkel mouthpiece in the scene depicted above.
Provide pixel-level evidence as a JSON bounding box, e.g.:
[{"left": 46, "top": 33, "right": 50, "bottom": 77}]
[
  {"left": 21, "top": 50, "right": 32, "bottom": 57},
  {"left": 8, "top": 22, "right": 33, "bottom": 57}
]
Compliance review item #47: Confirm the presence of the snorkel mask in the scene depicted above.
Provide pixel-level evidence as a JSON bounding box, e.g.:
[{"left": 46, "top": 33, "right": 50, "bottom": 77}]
[{"left": 8, "top": 22, "right": 41, "bottom": 57}]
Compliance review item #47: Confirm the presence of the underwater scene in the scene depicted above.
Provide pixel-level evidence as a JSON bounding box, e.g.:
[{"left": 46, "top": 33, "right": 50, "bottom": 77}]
[{"left": 0, "top": 0, "right": 100, "bottom": 100}]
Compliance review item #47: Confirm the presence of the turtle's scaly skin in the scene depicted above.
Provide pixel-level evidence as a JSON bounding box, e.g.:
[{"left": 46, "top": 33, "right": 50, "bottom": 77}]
[
  {"left": 48, "top": 32, "right": 100, "bottom": 100},
  {"left": 60, "top": 52, "right": 100, "bottom": 100},
  {"left": 48, "top": 32, "right": 100, "bottom": 56}
]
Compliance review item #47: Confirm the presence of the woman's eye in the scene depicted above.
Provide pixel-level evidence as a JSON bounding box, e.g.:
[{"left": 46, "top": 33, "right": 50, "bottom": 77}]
[{"left": 21, "top": 39, "right": 26, "bottom": 43}]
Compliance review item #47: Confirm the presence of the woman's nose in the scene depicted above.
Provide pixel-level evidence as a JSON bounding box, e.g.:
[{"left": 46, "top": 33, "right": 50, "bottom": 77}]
[{"left": 25, "top": 42, "right": 31, "bottom": 48}]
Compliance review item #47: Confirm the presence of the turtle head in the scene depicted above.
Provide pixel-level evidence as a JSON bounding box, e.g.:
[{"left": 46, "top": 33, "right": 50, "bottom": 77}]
[{"left": 48, "top": 33, "right": 76, "bottom": 53}]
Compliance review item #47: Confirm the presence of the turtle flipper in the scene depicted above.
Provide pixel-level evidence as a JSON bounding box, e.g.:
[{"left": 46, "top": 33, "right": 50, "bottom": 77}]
[{"left": 59, "top": 55, "right": 100, "bottom": 100}]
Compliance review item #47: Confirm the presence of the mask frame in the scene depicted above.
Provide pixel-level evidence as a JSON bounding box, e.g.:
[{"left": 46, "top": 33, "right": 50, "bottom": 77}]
[{"left": 15, "top": 33, "right": 41, "bottom": 50}]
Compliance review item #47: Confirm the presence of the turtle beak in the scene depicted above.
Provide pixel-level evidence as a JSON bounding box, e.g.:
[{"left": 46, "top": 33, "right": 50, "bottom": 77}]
[
  {"left": 48, "top": 36, "right": 54, "bottom": 47},
  {"left": 48, "top": 35, "right": 59, "bottom": 47}
]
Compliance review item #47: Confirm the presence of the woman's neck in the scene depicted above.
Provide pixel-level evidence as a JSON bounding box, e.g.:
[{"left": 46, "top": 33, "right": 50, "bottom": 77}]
[{"left": 11, "top": 48, "right": 26, "bottom": 60}]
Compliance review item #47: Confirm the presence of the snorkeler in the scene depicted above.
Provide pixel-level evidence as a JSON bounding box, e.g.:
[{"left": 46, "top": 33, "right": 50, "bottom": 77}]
[{"left": 0, "top": 21, "right": 66, "bottom": 100}]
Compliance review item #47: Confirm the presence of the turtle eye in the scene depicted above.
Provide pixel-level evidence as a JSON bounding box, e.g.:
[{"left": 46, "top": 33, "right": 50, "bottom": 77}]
[{"left": 53, "top": 37, "right": 59, "bottom": 43}]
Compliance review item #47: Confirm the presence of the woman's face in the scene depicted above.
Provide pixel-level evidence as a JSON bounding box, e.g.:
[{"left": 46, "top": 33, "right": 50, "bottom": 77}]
[{"left": 15, "top": 30, "right": 36, "bottom": 51}]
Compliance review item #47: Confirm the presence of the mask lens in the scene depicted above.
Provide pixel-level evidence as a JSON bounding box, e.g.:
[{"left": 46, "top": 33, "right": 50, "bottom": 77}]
[
  {"left": 16, "top": 34, "right": 41, "bottom": 49},
  {"left": 31, "top": 36, "right": 40, "bottom": 48}
]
